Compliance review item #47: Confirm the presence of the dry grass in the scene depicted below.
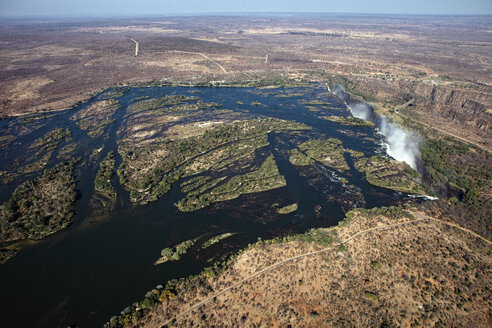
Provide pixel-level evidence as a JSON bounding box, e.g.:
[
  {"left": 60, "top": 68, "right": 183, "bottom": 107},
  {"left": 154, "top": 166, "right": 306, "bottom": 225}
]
[{"left": 136, "top": 209, "right": 491, "bottom": 328}]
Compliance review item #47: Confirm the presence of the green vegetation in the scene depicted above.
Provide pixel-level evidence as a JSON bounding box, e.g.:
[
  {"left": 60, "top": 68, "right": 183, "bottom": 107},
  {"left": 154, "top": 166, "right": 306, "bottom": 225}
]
[
  {"left": 295, "top": 138, "right": 349, "bottom": 172},
  {"left": 94, "top": 152, "right": 116, "bottom": 198},
  {"left": 277, "top": 203, "right": 298, "bottom": 214},
  {"left": 352, "top": 155, "right": 426, "bottom": 194},
  {"left": 420, "top": 136, "right": 491, "bottom": 238},
  {"left": 371, "top": 261, "right": 382, "bottom": 270},
  {"left": 0, "top": 135, "right": 15, "bottom": 149},
  {"left": 322, "top": 115, "right": 374, "bottom": 127},
  {"left": 182, "top": 134, "right": 269, "bottom": 177},
  {"left": 275, "top": 93, "right": 302, "bottom": 98},
  {"left": 0, "top": 159, "right": 79, "bottom": 243},
  {"left": 288, "top": 148, "right": 314, "bottom": 166},
  {"left": 155, "top": 239, "right": 196, "bottom": 265},
  {"left": 126, "top": 95, "right": 200, "bottom": 115},
  {"left": 182, "top": 177, "right": 226, "bottom": 197},
  {"left": 346, "top": 149, "right": 364, "bottom": 159},
  {"left": 19, "top": 151, "right": 53, "bottom": 174},
  {"left": 301, "top": 99, "right": 330, "bottom": 105},
  {"left": 176, "top": 155, "right": 286, "bottom": 212},
  {"left": 101, "top": 87, "right": 129, "bottom": 99},
  {"left": 30, "top": 128, "right": 71, "bottom": 153},
  {"left": 56, "top": 142, "right": 78, "bottom": 160},
  {"left": 71, "top": 100, "right": 119, "bottom": 138},
  {"left": 0, "top": 247, "right": 19, "bottom": 264},
  {"left": 422, "top": 137, "right": 488, "bottom": 206},
  {"left": 118, "top": 118, "right": 309, "bottom": 204},
  {"left": 364, "top": 291, "right": 379, "bottom": 300},
  {"left": 202, "top": 233, "right": 235, "bottom": 249},
  {"left": 0, "top": 171, "right": 15, "bottom": 184}
]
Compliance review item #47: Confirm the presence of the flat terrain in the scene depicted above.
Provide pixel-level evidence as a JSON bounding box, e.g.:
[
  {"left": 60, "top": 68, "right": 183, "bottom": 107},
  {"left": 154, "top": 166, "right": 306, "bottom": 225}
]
[{"left": 0, "top": 15, "right": 490, "bottom": 151}]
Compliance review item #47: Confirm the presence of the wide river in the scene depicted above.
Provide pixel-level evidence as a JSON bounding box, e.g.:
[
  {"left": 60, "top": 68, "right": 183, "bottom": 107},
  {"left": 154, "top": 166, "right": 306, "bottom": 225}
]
[{"left": 0, "top": 85, "right": 414, "bottom": 327}]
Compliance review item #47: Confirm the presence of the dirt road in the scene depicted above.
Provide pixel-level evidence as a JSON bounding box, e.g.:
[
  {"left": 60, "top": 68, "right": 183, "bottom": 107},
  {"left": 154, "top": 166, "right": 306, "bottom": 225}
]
[
  {"left": 167, "top": 50, "right": 227, "bottom": 73},
  {"left": 130, "top": 38, "right": 139, "bottom": 56},
  {"left": 159, "top": 213, "right": 490, "bottom": 327}
]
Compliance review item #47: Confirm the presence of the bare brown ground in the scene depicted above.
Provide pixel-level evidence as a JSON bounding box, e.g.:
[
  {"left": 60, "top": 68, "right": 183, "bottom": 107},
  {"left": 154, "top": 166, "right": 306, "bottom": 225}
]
[
  {"left": 0, "top": 15, "right": 490, "bottom": 151},
  {"left": 137, "top": 210, "right": 492, "bottom": 328}
]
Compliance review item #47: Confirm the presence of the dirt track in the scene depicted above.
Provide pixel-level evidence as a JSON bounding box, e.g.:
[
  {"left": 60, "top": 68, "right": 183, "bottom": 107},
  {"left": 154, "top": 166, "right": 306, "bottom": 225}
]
[
  {"left": 159, "top": 212, "right": 491, "bottom": 327},
  {"left": 166, "top": 50, "right": 227, "bottom": 73}
]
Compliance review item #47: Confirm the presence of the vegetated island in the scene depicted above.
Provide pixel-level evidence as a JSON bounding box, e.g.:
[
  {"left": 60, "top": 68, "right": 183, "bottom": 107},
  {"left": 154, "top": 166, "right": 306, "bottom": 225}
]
[
  {"left": 322, "top": 115, "right": 375, "bottom": 127},
  {"left": 0, "top": 159, "right": 79, "bottom": 243},
  {"left": 176, "top": 155, "right": 286, "bottom": 212},
  {"left": 94, "top": 151, "right": 117, "bottom": 198},
  {"left": 277, "top": 203, "right": 298, "bottom": 214},
  {"left": 289, "top": 138, "right": 349, "bottom": 173},
  {"left": 154, "top": 239, "right": 196, "bottom": 265},
  {"left": 201, "top": 233, "right": 236, "bottom": 249},
  {"left": 352, "top": 155, "right": 428, "bottom": 195},
  {"left": 0, "top": 159, "right": 79, "bottom": 263}
]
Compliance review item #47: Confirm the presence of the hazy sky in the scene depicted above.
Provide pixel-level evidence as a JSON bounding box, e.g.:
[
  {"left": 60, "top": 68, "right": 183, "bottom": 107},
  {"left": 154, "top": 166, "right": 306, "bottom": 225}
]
[{"left": 1, "top": 0, "right": 491, "bottom": 17}]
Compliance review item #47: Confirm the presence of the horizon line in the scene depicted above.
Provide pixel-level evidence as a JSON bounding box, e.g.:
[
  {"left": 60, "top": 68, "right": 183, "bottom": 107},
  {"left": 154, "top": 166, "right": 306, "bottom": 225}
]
[{"left": 1, "top": 12, "right": 492, "bottom": 20}]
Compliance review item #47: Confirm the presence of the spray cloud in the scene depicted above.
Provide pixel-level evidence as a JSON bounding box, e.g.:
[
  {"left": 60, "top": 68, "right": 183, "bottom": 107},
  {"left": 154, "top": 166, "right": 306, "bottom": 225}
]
[{"left": 332, "top": 85, "right": 422, "bottom": 172}]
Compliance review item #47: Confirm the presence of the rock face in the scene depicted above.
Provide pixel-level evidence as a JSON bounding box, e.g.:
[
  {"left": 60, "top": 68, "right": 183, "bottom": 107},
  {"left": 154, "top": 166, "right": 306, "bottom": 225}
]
[
  {"left": 336, "top": 77, "right": 492, "bottom": 150},
  {"left": 412, "top": 83, "right": 491, "bottom": 131}
]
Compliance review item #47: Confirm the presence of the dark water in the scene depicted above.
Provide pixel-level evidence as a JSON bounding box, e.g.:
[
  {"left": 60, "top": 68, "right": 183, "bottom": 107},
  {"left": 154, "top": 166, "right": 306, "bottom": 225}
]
[{"left": 0, "top": 85, "right": 413, "bottom": 327}]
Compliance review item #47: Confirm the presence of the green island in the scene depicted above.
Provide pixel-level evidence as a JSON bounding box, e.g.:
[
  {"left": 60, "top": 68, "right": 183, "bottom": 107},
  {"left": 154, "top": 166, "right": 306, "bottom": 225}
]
[
  {"left": 154, "top": 239, "right": 196, "bottom": 265},
  {"left": 0, "top": 159, "right": 79, "bottom": 243},
  {"left": 94, "top": 151, "right": 116, "bottom": 198},
  {"left": 277, "top": 203, "right": 298, "bottom": 214},
  {"left": 275, "top": 93, "right": 302, "bottom": 98},
  {"left": 201, "top": 233, "right": 235, "bottom": 249},
  {"left": 70, "top": 100, "right": 120, "bottom": 138},
  {"left": 176, "top": 155, "right": 286, "bottom": 212},
  {"left": 19, "top": 151, "right": 53, "bottom": 173},
  {"left": 126, "top": 94, "right": 201, "bottom": 115},
  {"left": 288, "top": 148, "right": 314, "bottom": 166},
  {"left": 290, "top": 138, "right": 349, "bottom": 172},
  {"left": 117, "top": 118, "right": 309, "bottom": 204},
  {"left": 29, "top": 128, "right": 71, "bottom": 153},
  {"left": 322, "top": 115, "right": 374, "bottom": 127},
  {"left": 300, "top": 99, "right": 331, "bottom": 105},
  {"left": 352, "top": 155, "right": 426, "bottom": 194},
  {"left": 100, "top": 87, "right": 129, "bottom": 100}
]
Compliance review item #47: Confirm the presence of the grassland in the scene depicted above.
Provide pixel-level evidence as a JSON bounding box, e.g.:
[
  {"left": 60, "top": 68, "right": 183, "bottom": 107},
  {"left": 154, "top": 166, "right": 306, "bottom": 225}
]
[
  {"left": 126, "top": 95, "right": 201, "bottom": 115},
  {"left": 289, "top": 138, "right": 348, "bottom": 172},
  {"left": 117, "top": 117, "right": 309, "bottom": 204},
  {"left": 277, "top": 203, "right": 298, "bottom": 214},
  {"left": 70, "top": 100, "right": 120, "bottom": 138},
  {"left": 288, "top": 148, "right": 314, "bottom": 166},
  {"left": 29, "top": 128, "right": 71, "bottom": 153},
  {"left": 176, "top": 155, "right": 286, "bottom": 212}
]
